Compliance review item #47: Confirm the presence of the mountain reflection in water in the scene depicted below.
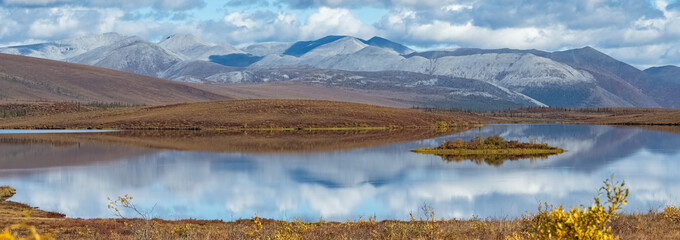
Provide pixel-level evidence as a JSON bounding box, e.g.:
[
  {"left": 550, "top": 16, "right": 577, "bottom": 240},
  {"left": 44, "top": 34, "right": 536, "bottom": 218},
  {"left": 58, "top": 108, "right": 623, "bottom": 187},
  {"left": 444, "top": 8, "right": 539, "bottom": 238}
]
[{"left": 0, "top": 124, "right": 678, "bottom": 221}]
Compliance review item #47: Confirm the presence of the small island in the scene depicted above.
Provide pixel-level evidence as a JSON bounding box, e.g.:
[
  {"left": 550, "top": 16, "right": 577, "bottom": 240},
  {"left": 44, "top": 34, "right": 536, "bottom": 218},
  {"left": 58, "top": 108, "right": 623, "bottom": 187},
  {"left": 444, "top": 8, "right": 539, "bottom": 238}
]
[{"left": 412, "top": 135, "right": 566, "bottom": 156}]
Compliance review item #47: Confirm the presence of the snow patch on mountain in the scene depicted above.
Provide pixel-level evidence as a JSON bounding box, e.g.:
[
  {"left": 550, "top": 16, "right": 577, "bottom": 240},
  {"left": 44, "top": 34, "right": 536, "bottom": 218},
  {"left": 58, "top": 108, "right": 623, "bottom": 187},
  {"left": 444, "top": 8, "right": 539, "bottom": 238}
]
[
  {"left": 243, "top": 42, "right": 293, "bottom": 56},
  {"left": 0, "top": 32, "right": 128, "bottom": 60},
  {"left": 159, "top": 34, "right": 243, "bottom": 61},
  {"left": 301, "top": 37, "right": 369, "bottom": 58},
  {"left": 68, "top": 36, "right": 182, "bottom": 77}
]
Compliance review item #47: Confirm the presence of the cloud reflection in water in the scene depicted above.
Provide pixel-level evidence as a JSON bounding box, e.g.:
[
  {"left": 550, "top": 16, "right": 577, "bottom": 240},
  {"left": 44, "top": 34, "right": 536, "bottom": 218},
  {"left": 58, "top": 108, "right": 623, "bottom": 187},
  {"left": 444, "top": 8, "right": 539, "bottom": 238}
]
[{"left": 0, "top": 124, "right": 678, "bottom": 221}]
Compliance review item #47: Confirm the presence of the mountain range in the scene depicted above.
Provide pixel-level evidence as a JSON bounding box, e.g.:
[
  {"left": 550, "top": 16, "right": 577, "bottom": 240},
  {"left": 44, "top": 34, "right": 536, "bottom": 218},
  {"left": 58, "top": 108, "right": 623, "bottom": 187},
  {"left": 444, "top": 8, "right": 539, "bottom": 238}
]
[{"left": 1, "top": 33, "right": 678, "bottom": 110}]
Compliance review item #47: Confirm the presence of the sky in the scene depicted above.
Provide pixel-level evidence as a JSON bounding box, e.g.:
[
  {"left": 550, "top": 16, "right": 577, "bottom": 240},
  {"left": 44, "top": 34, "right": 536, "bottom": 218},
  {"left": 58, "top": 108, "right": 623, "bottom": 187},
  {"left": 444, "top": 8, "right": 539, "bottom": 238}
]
[{"left": 0, "top": 0, "right": 679, "bottom": 68}]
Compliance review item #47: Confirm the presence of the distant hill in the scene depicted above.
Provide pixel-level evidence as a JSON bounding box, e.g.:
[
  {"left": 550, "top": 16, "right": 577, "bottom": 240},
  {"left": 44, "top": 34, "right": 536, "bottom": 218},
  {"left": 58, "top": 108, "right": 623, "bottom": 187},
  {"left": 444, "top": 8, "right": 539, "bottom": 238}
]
[
  {"left": 0, "top": 53, "right": 226, "bottom": 105},
  {"left": 641, "top": 65, "right": 680, "bottom": 108}
]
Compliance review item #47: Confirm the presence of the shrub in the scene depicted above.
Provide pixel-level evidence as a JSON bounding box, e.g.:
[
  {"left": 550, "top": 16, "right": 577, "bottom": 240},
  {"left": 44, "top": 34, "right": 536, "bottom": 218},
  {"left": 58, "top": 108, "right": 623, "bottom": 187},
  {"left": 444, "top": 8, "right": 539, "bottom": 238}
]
[
  {"left": 171, "top": 224, "right": 190, "bottom": 238},
  {"left": 526, "top": 175, "right": 628, "bottom": 240},
  {"left": 0, "top": 223, "right": 53, "bottom": 240},
  {"left": 664, "top": 205, "right": 680, "bottom": 222},
  {"left": 484, "top": 135, "right": 508, "bottom": 149}
]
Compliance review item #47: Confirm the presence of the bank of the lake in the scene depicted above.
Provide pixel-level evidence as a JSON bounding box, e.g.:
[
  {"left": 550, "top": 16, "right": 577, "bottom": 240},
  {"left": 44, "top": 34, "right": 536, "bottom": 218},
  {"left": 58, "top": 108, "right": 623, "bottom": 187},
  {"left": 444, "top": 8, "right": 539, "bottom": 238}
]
[
  {"left": 0, "top": 99, "right": 480, "bottom": 130},
  {"left": 2, "top": 195, "right": 680, "bottom": 239}
]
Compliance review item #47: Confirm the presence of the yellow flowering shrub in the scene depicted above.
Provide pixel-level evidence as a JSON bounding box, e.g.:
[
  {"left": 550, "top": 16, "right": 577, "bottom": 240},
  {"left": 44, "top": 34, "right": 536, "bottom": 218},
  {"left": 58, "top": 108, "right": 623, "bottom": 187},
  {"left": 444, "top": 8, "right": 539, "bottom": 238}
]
[
  {"left": 0, "top": 223, "right": 53, "bottom": 240},
  {"left": 664, "top": 205, "right": 680, "bottom": 222},
  {"left": 527, "top": 175, "right": 629, "bottom": 240}
]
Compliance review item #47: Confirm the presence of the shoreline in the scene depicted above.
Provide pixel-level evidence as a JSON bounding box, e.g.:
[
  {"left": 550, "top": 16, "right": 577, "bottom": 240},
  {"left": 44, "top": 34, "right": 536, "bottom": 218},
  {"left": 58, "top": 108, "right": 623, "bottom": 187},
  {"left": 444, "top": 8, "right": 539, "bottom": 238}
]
[{"left": 1, "top": 198, "right": 679, "bottom": 239}]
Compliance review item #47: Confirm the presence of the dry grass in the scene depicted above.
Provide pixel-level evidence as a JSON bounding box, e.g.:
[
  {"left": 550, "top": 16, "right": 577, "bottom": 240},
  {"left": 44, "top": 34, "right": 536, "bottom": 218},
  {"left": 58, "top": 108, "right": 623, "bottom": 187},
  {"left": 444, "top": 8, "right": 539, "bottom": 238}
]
[
  {"left": 0, "top": 99, "right": 477, "bottom": 130},
  {"left": 187, "top": 82, "right": 417, "bottom": 108},
  {"left": 480, "top": 107, "right": 680, "bottom": 126},
  {"left": 2, "top": 199, "right": 680, "bottom": 239}
]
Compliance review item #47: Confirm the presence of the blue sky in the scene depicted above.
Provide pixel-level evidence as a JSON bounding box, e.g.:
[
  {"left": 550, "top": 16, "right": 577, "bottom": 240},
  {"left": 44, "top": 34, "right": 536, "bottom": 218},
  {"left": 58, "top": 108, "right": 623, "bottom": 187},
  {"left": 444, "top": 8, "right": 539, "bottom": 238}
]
[{"left": 0, "top": 0, "right": 679, "bottom": 67}]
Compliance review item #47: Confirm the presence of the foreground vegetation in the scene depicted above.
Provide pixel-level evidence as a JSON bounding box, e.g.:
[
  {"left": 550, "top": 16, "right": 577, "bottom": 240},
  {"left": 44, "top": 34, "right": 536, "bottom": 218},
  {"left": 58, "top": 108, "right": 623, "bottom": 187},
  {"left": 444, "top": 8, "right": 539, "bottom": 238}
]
[
  {"left": 412, "top": 135, "right": 566, "bottom": 156},
  {"left": 2, "top": 177, "right": 680, "bottom": 239}
]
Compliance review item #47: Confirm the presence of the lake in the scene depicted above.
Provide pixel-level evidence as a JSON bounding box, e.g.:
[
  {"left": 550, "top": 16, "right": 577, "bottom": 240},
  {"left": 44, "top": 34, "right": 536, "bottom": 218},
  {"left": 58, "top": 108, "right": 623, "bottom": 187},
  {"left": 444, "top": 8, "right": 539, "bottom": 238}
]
[{"left": 0, "top": 124, "right": 678, "bottom": 221}]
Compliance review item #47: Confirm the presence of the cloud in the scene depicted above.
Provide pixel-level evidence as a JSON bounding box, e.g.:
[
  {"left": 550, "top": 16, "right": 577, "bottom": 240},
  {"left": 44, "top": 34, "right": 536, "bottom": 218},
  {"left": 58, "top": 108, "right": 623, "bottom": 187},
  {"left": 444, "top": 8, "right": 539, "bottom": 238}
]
[
  {"left": 0, "top": 0, "right": 680, "bottom": 67},
  {"left": 0, "top": 9, "right": 19, "bottom": 39},
  {"left": 0, "top": 0, "right": 206, "bottom": 11},
  {"left": 300, "top": 7, "right": 376, "bottom": 39},
  {"left": 225, "top": 0, "right": 270, "bottom": 7},
  {"left": 224, "top": 12, "right": 258, "bottom": 28},
  {"left": 28, "top": 7, "right": 80, "bottom": 37}
]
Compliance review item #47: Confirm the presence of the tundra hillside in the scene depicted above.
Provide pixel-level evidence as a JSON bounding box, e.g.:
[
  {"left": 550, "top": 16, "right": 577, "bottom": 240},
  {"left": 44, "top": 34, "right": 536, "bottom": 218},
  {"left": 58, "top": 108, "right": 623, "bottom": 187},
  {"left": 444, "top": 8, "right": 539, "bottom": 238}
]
[{"left": 0, "top": 99, "right": 479, "bottom": 130}]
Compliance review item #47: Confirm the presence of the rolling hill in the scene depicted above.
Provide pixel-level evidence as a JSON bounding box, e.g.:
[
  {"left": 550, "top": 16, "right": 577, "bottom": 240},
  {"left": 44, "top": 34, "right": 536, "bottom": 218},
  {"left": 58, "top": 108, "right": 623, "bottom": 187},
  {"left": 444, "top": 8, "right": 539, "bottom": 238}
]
[
  {"left": 0, "top": 53, "right": 225, "bottom": 105},
  {"left": 0, "top": 99, "right": 477, "bottom": 130}
]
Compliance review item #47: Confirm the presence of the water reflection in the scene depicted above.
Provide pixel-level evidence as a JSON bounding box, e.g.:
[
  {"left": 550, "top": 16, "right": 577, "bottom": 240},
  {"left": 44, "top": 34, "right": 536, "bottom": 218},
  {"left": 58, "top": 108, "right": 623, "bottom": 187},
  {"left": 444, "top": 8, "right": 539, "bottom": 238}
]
[
  {"left": 0, "top": 124, "right": 678, "bottom": 221},
  {"left": 436, "top": 153, "right": 555, "bottom": 166},
  {"left": 0, "top": 128, "right": 463, "bottom": 154}
]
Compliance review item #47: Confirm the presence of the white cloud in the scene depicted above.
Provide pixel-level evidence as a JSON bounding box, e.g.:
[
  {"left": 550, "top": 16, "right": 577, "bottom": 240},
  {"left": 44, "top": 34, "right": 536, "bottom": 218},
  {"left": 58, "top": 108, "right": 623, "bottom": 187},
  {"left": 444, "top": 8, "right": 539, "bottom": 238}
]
[
  {"left": 0, "top": 9, "right": 19, "bottom": 38},
  {"left": 300, "top": 7, "right": 376, "bottom": 39},
  {"left": 441, "top": 3, "right": 471, "bottom": 12},
  {"left": 3, "top": 0, "right": 75, "bottom": 5},
  {"left": 0, "top": 0, "right": 679, "bottom": 67},
  {"left": 224, "top": 12, "right": 257, "bottom": 28},
  {"left": 28, "top": 7, "right": 80, "bottom": 37},
  {"left": 1, "top": 0, "right": 205, "bottom": 11}
]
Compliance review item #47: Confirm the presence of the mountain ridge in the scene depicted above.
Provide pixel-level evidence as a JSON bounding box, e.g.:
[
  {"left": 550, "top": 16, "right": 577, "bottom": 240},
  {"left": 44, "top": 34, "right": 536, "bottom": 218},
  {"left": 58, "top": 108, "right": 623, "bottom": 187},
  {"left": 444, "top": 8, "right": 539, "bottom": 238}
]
[{"left": 1, "top": 33, "right": 677, "bottom": 110}]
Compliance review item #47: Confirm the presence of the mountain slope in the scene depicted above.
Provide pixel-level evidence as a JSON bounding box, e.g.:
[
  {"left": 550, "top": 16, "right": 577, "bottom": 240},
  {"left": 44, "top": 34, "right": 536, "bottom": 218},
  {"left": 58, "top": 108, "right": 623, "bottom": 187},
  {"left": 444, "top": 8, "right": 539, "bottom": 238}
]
[
  {"left": 178, "top": 68, "right": 544, "bottom": 110},
  {"left": 0, "top": 33, "right": 128, "bottom": 60},
  {"left": 158, "top": 34, "right": 242, "bottom": 61},
  {"left": 0, "top": 99, "right": 474, "bottom": 129},
  {"left": 361, "top": 36, "right": 414, "bottom": 55},
  {"left": 540, "top": 47, "right": 660, "bottom": 108},
  {"left": 244, "top": 42, "right": 293, "bottom": 56},
  {"left": 641, "top": 65, "right": 680, "bottom": 108},
  {"left": 0, "top": 53, "right": 225, "bottom": 105},
  {"left": 66, "top": 37, "right": 182, "bottom": 77}
]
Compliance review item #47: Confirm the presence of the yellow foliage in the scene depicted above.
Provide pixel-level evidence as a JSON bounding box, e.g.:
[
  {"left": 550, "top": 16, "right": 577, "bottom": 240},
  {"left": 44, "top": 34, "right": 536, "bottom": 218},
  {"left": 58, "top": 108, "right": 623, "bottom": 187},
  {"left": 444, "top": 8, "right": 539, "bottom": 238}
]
[
  {"left": 505, "top": 232, "right": 523, "bottom": 240},
  {"left": 527, "top": 175, "right": 628, "bottom": 240},
  {"left": 171, "top": 224, "right": 190, "bottom": 237},
  {"left": 664, "top": 205, "right": 680, "bottom": 222},
  {"left": 0, "top": 223, "right": 53, "bottom": 240},
  {"left": 245, "top": 214, "right": 263, "bottom": 240},
  {"left": 267, "top": 218, "right": 320, "bottom": 240}
]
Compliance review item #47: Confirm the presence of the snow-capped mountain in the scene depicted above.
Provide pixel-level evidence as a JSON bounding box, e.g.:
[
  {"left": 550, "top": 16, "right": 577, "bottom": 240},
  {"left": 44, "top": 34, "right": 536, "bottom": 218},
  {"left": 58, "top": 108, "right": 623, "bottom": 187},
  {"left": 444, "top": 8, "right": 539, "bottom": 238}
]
[
  {"left": 66, "top": 36, "right": 182, "bottom": 77},
  {"left": 244, "top": 42, "right": 293, "bottom": 56},
  {"left": 1, "top": 33, "right": 676, "bottom": 109},
  {"left": 158, "top": 34, "right": 243, "bottom": 61},
  {"left": 0, "top": 32, "right": 127, "bottom": 60}
]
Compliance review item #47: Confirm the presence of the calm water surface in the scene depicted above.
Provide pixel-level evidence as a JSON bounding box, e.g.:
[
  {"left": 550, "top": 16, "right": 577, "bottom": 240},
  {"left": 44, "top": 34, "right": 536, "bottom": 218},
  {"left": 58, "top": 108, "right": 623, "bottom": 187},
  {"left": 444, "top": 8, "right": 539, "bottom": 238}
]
[{"left": 0, "top": 124, "right": 678, "bottom": 221}]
